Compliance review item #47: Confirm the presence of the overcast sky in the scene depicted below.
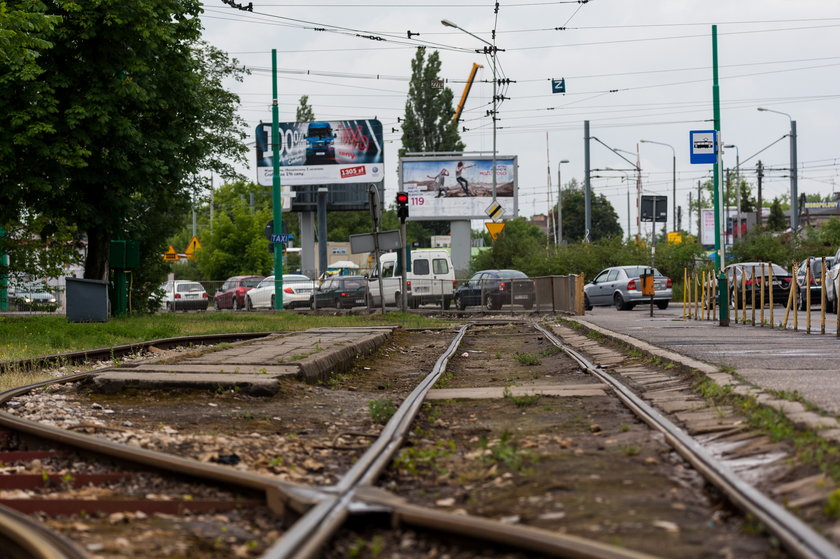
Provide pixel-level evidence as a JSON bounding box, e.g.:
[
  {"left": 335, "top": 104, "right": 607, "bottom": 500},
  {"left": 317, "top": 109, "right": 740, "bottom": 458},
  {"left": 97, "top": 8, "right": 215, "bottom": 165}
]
[{"left": 200, "top": 0, "right": 840, "bottom": 238}]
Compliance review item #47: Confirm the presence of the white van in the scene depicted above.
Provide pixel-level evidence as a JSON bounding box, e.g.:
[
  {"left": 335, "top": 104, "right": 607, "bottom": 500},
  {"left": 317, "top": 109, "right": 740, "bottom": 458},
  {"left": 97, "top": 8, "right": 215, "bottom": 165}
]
[{"left": 367, "top": 249, "right": 455, "bottom": 309}]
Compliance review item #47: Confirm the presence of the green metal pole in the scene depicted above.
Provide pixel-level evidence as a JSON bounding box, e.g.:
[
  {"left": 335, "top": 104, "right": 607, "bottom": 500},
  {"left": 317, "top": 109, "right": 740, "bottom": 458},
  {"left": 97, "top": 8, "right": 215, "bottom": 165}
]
[
  {"left": 271, "top": 49, "right": 284, "bottom": 309},
  {"left": 114, "top": 269, "right": 127, "bottom": 317},
  {"left": 713, "top": 25, "right": 729, "bottom": 326},
  {"left": 0, "top": 226, "right": 8, "bottom": 312}
]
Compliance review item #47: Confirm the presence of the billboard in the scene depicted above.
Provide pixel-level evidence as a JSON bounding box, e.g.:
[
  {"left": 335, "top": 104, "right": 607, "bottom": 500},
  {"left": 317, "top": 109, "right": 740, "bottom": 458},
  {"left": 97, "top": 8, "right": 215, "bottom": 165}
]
[
  {"left": 256, "top": 120, "right": 384, "bottom": 186},
  {"left": 399, "top": 156, "right": 518, "bottom": 220}
]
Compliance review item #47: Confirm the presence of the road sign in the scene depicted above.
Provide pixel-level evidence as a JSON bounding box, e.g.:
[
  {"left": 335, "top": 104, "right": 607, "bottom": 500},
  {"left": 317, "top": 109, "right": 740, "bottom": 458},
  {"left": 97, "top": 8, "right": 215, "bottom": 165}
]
[
  {"left": 689, "top": 130, "right": 717, "bottom": 164},
  {"left": 485, "top": 200, "right": 505, "bottom": 221},
  {"left": 551, "top": 78, "right": 566, "bottom": 93},
  {"left": 185, "top": 236, "right": 201, "bottom": 259},
  {"left": 430, "top": 79, "right": 444, "bottom": 89},
  {"left": 640, "top": 195, "right": 668, "bottom": 222},
  {"left": 485, "top": 222, "right": 506, "bottom": 241},
  {"left": 270, "top": 233, "right": 293, "bottom": 244},
  {"left": 163, "top": 245, "right": 179, "bottom": 262},
  {"left": 349, "top": 230, "right": 402, "bottom": 254}
]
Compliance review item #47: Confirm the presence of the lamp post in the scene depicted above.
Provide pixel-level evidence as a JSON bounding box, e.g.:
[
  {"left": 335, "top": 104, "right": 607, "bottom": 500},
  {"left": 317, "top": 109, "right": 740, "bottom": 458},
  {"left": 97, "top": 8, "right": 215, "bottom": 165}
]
[
  {"left": 556, "top": 159, "right": 570, "bottom": 244},
  {"left": 757, "top": 107, "right": 798, "bottom": 230},
  {"left": 640, "top": 139, "right": 676, "bottom": 236},
  {"left": 442, "top": 19, "right": 498, "bottom": 202},
  {"left": 723, "top": 143, "right": 740, "bottom": 239}
]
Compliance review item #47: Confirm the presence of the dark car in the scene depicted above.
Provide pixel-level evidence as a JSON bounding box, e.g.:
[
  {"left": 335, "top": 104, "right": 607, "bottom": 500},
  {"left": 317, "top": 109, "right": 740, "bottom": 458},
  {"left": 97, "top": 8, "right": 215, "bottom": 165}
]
[
  {"left": 584, "top": 266, "right": 672, "bottom": 311},
  {"left": 724, "top": 262, "right": 792, "bottom": 308},
  {"left": 213, "top": 275, "right": 264, "bottom": 311},
  {"left": 454, "top": 269, "right": 535, "bottom": 311},
  {"left": 795, "top": 256, "right": 835, "bottom": 310},
  {"left": 310, "top": 275, "right": 367, "bottom": 309}
]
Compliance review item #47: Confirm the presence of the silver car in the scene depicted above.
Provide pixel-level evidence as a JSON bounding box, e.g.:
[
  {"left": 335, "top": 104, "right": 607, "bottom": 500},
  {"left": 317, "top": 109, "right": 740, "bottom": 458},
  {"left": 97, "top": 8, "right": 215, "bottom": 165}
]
[{"left": 584, "top": 266, "right": 672, "bottom": 311}]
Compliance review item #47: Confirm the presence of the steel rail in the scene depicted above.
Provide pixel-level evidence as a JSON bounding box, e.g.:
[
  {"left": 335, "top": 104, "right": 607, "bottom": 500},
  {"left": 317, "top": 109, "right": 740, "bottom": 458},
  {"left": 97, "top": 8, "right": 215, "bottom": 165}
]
[
  {"left": 0, "top": 331, "right": 274, "bottom": 373},
  {"left": 0, "top": 503, "right": 88, "bottom": 559},
  {"left": 535, "top": 322, "right": 840, "bottom": 559},
  {"left": 264, "top": 323, "right": 660, "bottom": 559}
]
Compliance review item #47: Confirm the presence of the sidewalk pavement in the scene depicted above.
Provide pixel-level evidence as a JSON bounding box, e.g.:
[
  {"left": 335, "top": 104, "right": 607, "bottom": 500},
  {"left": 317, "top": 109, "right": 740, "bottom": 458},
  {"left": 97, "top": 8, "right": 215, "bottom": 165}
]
[{"left": 568, "top": 305, "right": 840, "bottom": 435}]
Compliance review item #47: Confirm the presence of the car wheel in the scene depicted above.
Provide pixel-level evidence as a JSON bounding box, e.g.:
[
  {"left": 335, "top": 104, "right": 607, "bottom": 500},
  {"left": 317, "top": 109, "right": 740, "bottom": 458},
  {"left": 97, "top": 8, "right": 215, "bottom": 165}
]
[
  {"left": 614, "top": 293, "right": 628, "bottom": 311},
  {"left": 455, "top": 295, "right": 466, "bottom": 311},
  {"left": 584, "top": 294, "right": 593, "bottom": 311},
  {"left": 797, "top": 293, "right": 807, "bottom": 311},
  {"left": 309, "top": 297, "right": 317, "bottom": 310},
  {"left": 523, "top": 299, "right": 534, "bottom": 310},
  {"left": 656, "top": 300, "right": 669, "bottom": 310},
  {"left": 484, "top": 294, "right": 497, "bottom": 311},
  {"left": 214, "top": 299, "right": 221, "bottom": 311},
  {"left": 233, "top": 298, "right": 241, "bottom": 311},
  {"left": 442, "top": 297, "right": 451, "bottom": 310},
  {"left": 245, "top": 296, "right": 253, "bottom": 311}
]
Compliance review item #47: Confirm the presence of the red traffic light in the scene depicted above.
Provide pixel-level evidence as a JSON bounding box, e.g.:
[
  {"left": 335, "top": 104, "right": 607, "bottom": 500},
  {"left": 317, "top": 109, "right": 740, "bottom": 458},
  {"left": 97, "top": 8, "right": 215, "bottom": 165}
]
[{"left": 396, "top": 191, "right": 409, "bottom": 204}]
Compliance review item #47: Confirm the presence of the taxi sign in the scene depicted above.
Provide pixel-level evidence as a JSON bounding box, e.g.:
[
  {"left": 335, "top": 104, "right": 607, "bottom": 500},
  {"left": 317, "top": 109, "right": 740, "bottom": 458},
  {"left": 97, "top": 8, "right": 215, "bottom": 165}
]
[
  {"left": 485, "top": 221, "right": 506, "bottom": 241},
  {"left": 163, "top": 245, "right": 179, "bottom": 262},
  {"left": 185, "top": 236, "right": 201, "bottom": 259}
]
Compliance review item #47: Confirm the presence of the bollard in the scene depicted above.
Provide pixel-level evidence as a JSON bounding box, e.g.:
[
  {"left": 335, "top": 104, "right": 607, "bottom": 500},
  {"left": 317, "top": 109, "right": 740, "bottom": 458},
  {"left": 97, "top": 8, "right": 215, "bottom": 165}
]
[
  {"left": 793, "top": 261, "right": 799, "bottom": 332},
  {"left": 741, "top": 267, "right": 747, "bottom": 323},
  {"left": 760, "top": 263, "right": 766, "bottom": 327},
  {"left": 730, "top": 268, "right": 737, "bottom": 324},
  {"left": 806, "top": 258, "right": 812, "bottom": 335},
  {"left": 821, "top": 257, "right": 827, "bottom": 335},
  {"left": 769, "top": 263, "right": 775, "bottom": 327},
  {"left": 694, "top": 272, "right": 700, "bottom": 320},
  {"left": 751, "top": 265, "right": 757, "bottom": 326},
  {"left": 700, "top": 270, "right": 706, "bottom": 320},
  {"left": 683, "top": 268, "right": 688, "bottom": 318}
]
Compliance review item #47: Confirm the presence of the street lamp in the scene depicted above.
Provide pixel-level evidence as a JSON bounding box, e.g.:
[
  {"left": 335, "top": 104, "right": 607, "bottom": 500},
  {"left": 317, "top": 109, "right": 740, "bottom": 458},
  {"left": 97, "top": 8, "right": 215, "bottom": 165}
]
[
  {"left": 442, "top": 19, "right": 499, "bottom": 202},
  {"left": 639, "top": 139, "right": 676, "bottom": 235},
  {"left": 723, "top": 143, "right": 740, "bottom": 239},
  {"left": 757, "top": 107, "right": 798, "bottom": 230},
  {"left": 556, "top": 159, "right": 570, "bottom": 244}
]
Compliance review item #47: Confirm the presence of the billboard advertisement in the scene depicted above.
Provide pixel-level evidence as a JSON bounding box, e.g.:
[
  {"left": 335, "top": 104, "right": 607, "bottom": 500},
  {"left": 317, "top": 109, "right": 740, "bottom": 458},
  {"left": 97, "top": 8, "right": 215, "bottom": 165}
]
[
  {"left": 256, "top": 120, "right": 384, "bottom": 186},
  {"left": 399, "top": 156, "right": 518, "bottom": 220}
]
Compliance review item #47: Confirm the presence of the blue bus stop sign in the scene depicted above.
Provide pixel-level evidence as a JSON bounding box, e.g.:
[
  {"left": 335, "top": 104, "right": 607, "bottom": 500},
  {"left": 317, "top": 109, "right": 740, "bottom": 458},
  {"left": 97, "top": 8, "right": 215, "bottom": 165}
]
[{"left": 690, "top": 130, "right": 717, "bottom": 164}]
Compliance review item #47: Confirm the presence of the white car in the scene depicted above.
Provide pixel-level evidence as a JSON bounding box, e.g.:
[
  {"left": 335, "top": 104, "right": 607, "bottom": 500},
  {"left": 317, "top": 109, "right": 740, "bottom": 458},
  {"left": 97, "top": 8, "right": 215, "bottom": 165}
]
[
  {"left": 161, "top": 280, "right": 208, "bottom": 312},
  {"left": 245, "top": 274, "right": 316, "bottom": 310}
]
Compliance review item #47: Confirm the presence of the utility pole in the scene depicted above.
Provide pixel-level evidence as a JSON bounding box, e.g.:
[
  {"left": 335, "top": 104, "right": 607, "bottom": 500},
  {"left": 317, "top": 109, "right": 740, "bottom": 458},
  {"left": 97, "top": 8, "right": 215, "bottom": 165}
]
[
  {"left": 270, "top": 48, "right": 284, "bottom": 309},
  {"left": 756, "top": 160, "right": 764, "bottom": 227},
  {"left": 584, "top": 120, "right": 591, "bottom": 242}
]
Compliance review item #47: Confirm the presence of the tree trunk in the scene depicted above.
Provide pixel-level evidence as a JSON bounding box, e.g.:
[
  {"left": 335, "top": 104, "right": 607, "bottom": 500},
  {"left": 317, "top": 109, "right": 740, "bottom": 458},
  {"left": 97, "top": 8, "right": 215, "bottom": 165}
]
[{"left": 84, "top": 227, "right": 110, "bottom": 281}]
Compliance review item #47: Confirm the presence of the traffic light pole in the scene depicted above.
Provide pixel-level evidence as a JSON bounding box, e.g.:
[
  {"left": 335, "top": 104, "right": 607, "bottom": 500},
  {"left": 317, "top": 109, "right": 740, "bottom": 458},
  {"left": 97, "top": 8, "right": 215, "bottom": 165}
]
[
  {"left": 712, "top": 26, "right": 729, "bottom": 326},
  {"left": 396, "top": 192, "right": 409, "bottom": 313}
]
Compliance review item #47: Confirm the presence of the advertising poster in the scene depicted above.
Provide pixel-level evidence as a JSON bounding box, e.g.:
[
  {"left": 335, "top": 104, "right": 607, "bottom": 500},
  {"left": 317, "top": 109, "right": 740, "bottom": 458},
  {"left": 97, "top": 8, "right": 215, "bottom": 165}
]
[
  {"left": 399, "top": 156, "right": 518, "bottom": 220},
  {"left": 256, "top": 120, "right": 384, "bottom": 186}
]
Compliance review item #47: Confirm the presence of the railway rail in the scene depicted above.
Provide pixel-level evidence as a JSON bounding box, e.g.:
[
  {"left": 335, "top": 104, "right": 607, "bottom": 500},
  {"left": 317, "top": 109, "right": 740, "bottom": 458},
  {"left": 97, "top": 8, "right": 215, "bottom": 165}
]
[{"left": 0, "top": 322, "right": 837, "bottom": 558}]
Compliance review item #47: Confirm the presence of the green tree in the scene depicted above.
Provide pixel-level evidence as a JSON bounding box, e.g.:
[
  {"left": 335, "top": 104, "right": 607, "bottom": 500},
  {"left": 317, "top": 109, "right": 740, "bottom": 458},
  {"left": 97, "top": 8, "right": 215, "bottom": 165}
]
[
  {"left": 767, "top": 197, "right": 787, "bottom": 231},
  {"left": 559, "top": 180, "right": 622, "bottom": 242},
  {"left": 472, "top": 218, "right": 545, "bottom": 272},
  {"left": 296, "top": 95, "right": 315, "bottom": 122},
  {"left": 400, "top": 47, "right": 464, "bottom": 156},
  {"left": 0, "top": 1, "right": 248, "bottom": 285}
]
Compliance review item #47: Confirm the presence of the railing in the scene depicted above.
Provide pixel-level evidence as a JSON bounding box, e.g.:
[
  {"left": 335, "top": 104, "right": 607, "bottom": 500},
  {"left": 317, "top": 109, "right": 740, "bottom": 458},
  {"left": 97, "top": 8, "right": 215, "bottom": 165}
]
[{"left": 683, "top": 258, "right": 840, "bottom": 336}]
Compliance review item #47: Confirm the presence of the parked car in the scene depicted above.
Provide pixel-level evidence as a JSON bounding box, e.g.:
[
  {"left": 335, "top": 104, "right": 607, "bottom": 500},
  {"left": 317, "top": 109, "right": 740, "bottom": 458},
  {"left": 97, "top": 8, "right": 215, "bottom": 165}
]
[
  {"left": 161, "top": 280, "right": 209, "bottom": 311},
  {"left": 8, "top": 281, "right": 59, "bottom": 312},
  {"left": 367, "top": 249, "right": 455, "bottom": 309},
  {"left": 309, "top": 276, "right": 367, "bottom": 309},
  {"left": 724, "top": 262, "right": 791, "bottom": 309},
  {"left": 213, "top": 275, "right": 264, "bottom": 311},
  {"left": 824, "top": 248, "right": 840, "bottom": 313},
  {"left": 246, "top": 274, "right": 316, "bottom": 310},
  {"left": 795, "top": 256, "right": 835, "bottom": 310},
  {"left": 454, "top": 269, "right": 536, "bottom": 311},
  {"left": 584, "top": 266, "right": 672, "bottom": 311}
]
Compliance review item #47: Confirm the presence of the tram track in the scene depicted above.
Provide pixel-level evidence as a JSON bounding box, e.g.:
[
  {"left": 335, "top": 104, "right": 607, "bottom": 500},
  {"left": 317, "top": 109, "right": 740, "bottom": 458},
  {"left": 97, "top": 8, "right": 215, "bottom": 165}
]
[{"left": 0, "top": 322, "right": 837, "bottom": 558}]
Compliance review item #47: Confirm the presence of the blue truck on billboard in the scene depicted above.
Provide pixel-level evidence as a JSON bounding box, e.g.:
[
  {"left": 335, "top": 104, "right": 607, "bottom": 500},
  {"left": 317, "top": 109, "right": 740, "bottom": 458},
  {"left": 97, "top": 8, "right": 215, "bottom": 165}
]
[{"left": 255, "top": 119, "right": 383, "bottom": 186}]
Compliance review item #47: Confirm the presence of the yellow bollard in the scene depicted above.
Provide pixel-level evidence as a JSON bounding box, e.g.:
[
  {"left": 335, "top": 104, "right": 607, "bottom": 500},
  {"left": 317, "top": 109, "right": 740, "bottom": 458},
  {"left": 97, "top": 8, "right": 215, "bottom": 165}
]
[
  {"left": 821, "top": 257, "right": 827, "bottom": 335},
  {"left": 760, "top": 263, "right": 766, "bottom": 327},
  {"left": 792, "top": 261, "right": 799, "bottom": 332},
  {"left": 741, "top": 267, "right": 747, "bottom": 323},
  {"left": 701, "top": 270, "right": 707, "bottom": 320},
  {"left": 683, "top": 268, "right": 688, "bottom": 318},
  {"left": 694, "top": 272, "right": 699, "bottom": 320},
  {"left": 806, "top": 258, "right": 812, "bottom": 335}
]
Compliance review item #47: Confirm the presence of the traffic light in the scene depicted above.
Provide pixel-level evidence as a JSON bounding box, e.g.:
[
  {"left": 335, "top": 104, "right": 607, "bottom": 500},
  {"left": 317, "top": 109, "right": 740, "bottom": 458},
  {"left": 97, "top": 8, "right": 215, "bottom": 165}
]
[{"left": 396, "top": 191, "right": 409, "bottom": 222}]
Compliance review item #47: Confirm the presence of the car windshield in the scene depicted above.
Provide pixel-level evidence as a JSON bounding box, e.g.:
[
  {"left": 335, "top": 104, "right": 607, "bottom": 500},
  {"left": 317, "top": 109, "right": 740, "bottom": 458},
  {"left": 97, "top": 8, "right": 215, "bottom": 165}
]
[
  {"left": 622, "top": 267, "right": 663, "bottom": 278},
  {"left": 258, "top": 277, "right": 275, "bottom": 288},
  {"left": 242, "top": 277, "right": 263, "bottom": 288},
  {"left": 177, "top": 283, "right": 204, "bottom": 293}
]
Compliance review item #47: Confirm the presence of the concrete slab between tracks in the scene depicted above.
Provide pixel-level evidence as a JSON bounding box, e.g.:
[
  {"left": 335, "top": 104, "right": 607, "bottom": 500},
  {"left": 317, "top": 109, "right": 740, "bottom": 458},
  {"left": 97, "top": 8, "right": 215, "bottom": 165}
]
[
  {"left": 90, "top": 326, "right": 396, "bottom": 395},
  {"left": 426, "top": 384, "right": 608, "bottom": 400},
  {"left": 562, "top": 313, "right": 840, "bottom": 445}
]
